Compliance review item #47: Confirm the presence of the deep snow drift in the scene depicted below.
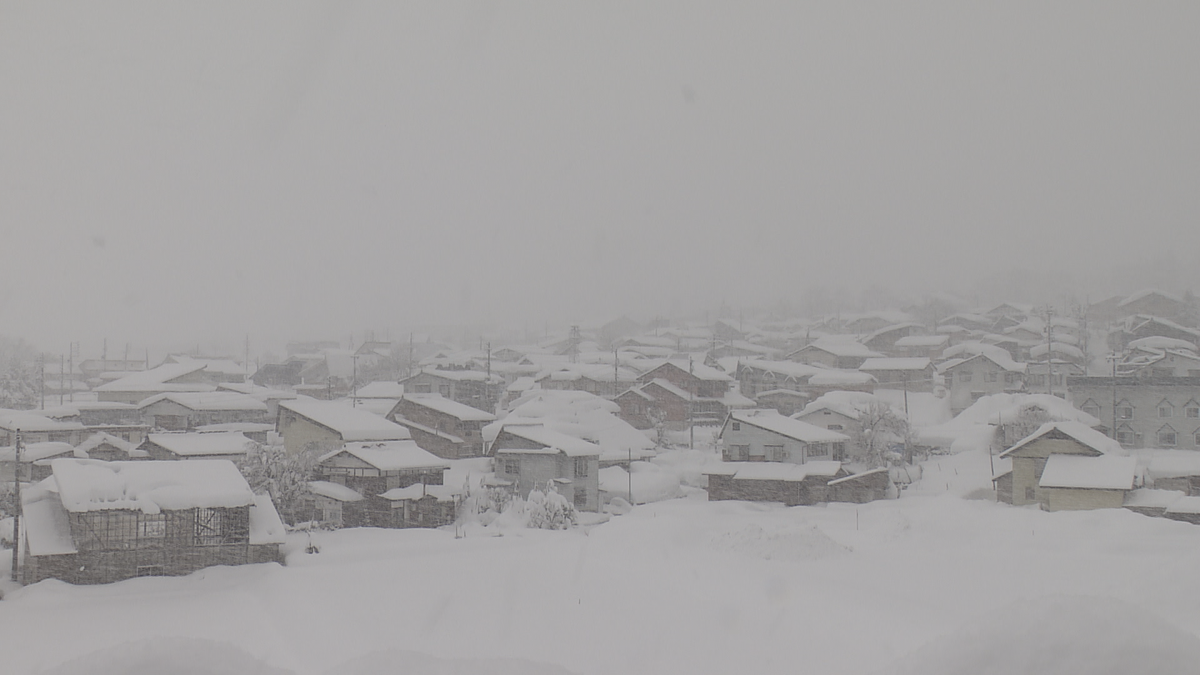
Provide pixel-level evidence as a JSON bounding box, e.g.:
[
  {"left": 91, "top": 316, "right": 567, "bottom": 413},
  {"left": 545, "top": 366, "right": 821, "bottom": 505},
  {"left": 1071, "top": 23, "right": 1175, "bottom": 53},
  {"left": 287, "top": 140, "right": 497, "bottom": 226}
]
[{"left": 4, "top": 449, "right": 1200, "bottom": 675}]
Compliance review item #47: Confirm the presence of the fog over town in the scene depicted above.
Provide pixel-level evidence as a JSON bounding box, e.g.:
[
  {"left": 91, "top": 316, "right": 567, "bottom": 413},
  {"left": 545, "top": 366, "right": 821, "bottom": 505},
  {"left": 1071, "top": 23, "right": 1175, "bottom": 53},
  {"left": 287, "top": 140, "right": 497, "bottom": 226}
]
[{"left": 1, "top": 3, "right": 1199, "bottom": 675}]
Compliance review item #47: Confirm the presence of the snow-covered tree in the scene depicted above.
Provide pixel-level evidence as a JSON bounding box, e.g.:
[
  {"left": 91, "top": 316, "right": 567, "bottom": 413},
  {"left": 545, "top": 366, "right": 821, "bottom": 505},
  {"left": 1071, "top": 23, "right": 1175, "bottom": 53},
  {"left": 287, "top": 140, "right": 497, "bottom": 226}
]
[
  {"left": 855, "top": 401, "right": 912, "bottom": 467},
  {"left": 237, "top": 441, "right": 319, "bottom": 525},
  {"left": 0, "top": 336, "right": 42, "bottom": 410},
  {"left": 997, "top": 405, "right": 1052, "bottom": 451},
  {"left": 525, "top": 484, "right": 577, "bottom": 530}
]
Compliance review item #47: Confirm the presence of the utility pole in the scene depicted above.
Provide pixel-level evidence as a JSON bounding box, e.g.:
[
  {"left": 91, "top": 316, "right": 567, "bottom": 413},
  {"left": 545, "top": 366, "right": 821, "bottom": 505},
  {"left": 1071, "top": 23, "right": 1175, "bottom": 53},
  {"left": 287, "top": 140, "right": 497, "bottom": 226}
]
[
  {"left": 1108, "top": 352, "right": 1120, "bottom": 441},
  {"left": 11, "top": 430, "right": 22, "bottom": 582},
  {"left": 68, "top": 342, "right": 77, "bottom": 403},
  {"left": 59, "top": 355, "right": 64, "bottom": 405},
  {"left": 408, "top": 332, "right": 415, "bottom": 379},
  {"left": 486, "top": 342, "right": 492, "bottom": 381},
  {"left": 688, "top": 358, "right": 695, "bottom": 450},
  {"left": 1043, "top": 306, "right": 1055, "bottom": 396},
  {"left": 39, "top": 355, "right": 44, "bottom": 410}
]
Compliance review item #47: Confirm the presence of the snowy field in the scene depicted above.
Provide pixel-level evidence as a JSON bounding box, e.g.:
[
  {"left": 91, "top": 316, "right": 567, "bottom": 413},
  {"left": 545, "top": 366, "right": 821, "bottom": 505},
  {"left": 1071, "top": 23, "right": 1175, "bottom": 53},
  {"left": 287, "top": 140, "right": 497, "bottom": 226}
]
[{"left": 4, "top": 449, "right": 1200, "bottom": 675}]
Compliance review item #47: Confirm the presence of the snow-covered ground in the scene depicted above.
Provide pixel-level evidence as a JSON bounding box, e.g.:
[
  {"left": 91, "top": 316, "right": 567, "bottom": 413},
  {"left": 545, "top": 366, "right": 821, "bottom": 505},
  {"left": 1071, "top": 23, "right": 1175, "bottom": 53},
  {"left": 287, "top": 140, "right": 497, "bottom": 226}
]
[{"left": 4, "top": 448, "right": 1200, "bottom": 675}]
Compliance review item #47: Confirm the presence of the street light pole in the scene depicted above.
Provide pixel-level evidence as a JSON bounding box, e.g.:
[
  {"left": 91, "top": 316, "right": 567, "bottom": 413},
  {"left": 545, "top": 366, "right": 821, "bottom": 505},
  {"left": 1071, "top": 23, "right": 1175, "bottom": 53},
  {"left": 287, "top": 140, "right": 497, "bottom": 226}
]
[{"left": 11, "top": 430, "right": 22, "bottom": 582}]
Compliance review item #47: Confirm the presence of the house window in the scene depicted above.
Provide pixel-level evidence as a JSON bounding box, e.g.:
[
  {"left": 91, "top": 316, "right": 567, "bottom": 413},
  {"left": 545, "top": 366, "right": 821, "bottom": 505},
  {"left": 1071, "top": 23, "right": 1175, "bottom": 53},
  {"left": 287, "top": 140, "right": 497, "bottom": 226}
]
[
  {"left": 439, "top": 385, "right": 451, "bottom": 397},
  {"left": 1082, "top": 404, "right": 1100, "bottom": 419},
  {"left": 1159, "top": 427, "right": 1177, "bottom": 447},
  {"left": 831, "top": 442, "right": 845, "bottom": 461},
  {"left": 502, "top": 458, "right": 519, "bottom": 475},
  {"left": 1117, "top": 406, "right": 1133, "bottom": 420},
  {"left": 731, "top": 422, "right": 741, "bottom": 431},
  {"left": 959, "top": 371, "right": 972, "bottom": 382},
  {"left": 728, "top": 444, "right": 749, "bottom": 460},
  {"left": 136, "top": 565, "right": 166, "bottom": 577},
  {"left": 827, "top": 424, "right": 844, "bottom": 431},
  {"left": 765, "top": 445, "right": 785, "bottom": 461},
  {"left": 1159, "top": 405, "right": 1173, "bottom": 418},
  {"left": 807, "top": 443, "right": 828, "bottom": 458},
  {"left": 575, "top": 457, "right": 589, "bottom": 478},
  {"left": 1117, "top": 428, "right": 1136, "bottom": 446},
  {"left": 1195, "top": 429, "right": 1200, "bottom": 447},
  {"left": 574, "top": 489, "right": 587, "bottom": 509},
  {"left": 1005, "top": 373, "right": 1019, "bottom": 385},
  {"left": 1187, "top": 406, "right": 1200, "bottom": 419},
  {"left": 985, "top": 371, "right": 998, "bottom": 383},
  {"left": 1025, "top": 487, "right": 1036, "bottom": 501}
]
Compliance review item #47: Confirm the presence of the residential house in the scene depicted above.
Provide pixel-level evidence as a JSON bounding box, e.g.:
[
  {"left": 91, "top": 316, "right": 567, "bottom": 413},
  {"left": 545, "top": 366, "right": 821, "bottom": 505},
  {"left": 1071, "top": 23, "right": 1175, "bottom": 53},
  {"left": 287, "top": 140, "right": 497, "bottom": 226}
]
[
  {"left": 719, "top": 409, "right": 849, "bottom": 463},
  {"left": 535, "top": 363, "right": 639, "bottom": 399},
  {"left": 20, "top": 459, "right": 285, "bottom": 584},
  {"left": 75, "top": 432, "right": 148, "bottom": 462},
  {"left": 0, "top": 442, "right": 81, "bottom": 482},
  {"left": 313, "top": 440, "right": 451, "bottom": 527},
  {"left": 39, "top": 402, "right": 148, "bottom": 445},
  {"left": 400, "top": 368, "right": 504, "bottom": 413},
  {"left": 388, "top": 393, "right": 496, "bottom": 459},
  {"left": 940, "top": 351, "right": 1026, "bottom": 414},
  {"left": 861, "top": 323, "right": 923, "bottom": 354},
  {"left": 703, "top": 461, "right": 848, "bottom": 506},
  {"left": 0, "top": 410, "right": 85, "bottom": 446},
  {"left": 786, "top": 342, "right": 883, "bottom": 370},
  {"left": 276, "top": 398, "right": 412, "bottom": 455},
  {"left": 139, "top": 432, "right": 255, "bottom": 462},
  {"left": 94, "top": 363, "right": 218, "bottom": 404},
  {"left": 996, "top": 421, "right": 1132, "bottom": 510},
  {"left": 858, "top": 358, "right": 935, "bottom": 392},
  {"left": 892, "top": 334, "right": 950, "bottom": 359},
  {"left": 490, "top": 424, "right": 600, "bottom": 511},
  {"left": 138, "top": 391, "right": 270, "bottom": 431},
  {"left": 736, "top": 359, "right": 875, "bottom": 401},
  {"left": 753, "top": 389, "right": 812, "bottom": 417},
  {"left": 1067, "top": 377, "right": 1200, "bottom": 449}
]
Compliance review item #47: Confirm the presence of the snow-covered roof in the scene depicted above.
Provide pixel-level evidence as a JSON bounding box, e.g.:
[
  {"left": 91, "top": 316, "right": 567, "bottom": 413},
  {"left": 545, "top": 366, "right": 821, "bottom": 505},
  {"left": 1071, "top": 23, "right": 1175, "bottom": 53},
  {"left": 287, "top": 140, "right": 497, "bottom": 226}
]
[
  {"left": 728, "top": 409, "right": 849, "bottom": 444},
  {"left": 75, "top": 432, "right": 141, "bottom": 457},
  {"left": 147, "top": 432, "right": 254, "bottom": 457},
  {"left": 401, "top": 394, "right": 496, "bottom": 421},
  {"left": 1118, "top": 288, "right": 1185, "bottom": 308},
  {"left": 1124, "top": 488, "right": 1184, "bottom": 509},
  {"left": 1028, "top": 342, "right": 1085, "bottom": 360},
  {"left": 859, "top": 357, "right": 932, "bottom": 371},
  {"left": 893, "top": 334, "right": 949, "bottom": 348},
  {"left": 1146, "top": 453, "right": 1200, "bottom": 480},
  {"left": 321, "top": 440, "right": 450, "bottom": 472},
  {"left": 217, "top": 382, "right": 298, "bottom": 400},
  {"left": 642, "top": 359, "right": 733, "bottom": 382},
  {"left": 139, "top": 391, "right": 268, "bottom": 412},
  {"left": 21, "top": 478, "right": 78, "bottom": 556},
  {"left": 393, "top": 416, "right": 465, "bottom": 444},
  {"left": 494, "top": 424, "right": 601, "bottom": 457},
  {"left": 951, "top": 393, "right": 1101, "bottom": 428},
  {"left": 94, "top": 363, "right": 209, "bottom": 391},
  {"left": 415, "top": 368, "right": 503, "bottom": 383},
  {"left": 827, "top": 467, "right": 890, "bottom": 486},
  {"left": 702, "top": 460, "right": 842, "bottom": 481},
  {"left": 808, "top": 369, "right": 876, "bottom": 385},
  {"left": 280, "top": 398, "right": 411, "bottom": 442},
  {"left": 50, "top": 458, "right": 257, "bottom": 514},
  {"left": 1000, "top": 421, "right": 1123, "bottom": 458},
  {"left": 941, "top": 350, "right": 1026, "bottom": 374},
  {"left": 1128, "top": 336, "right": 1198, "bottom": 353},
  {"left": 795, "top": 341, "right": 884, "bottom": 359},
  {"left": 797, "top": 391, "right": 904, "bottom": 421},
  {"left": 0, "top": 409, "right": 85, "bottom": 432},
  {"left": 1037, "top": 455, "right": 1137, "bottom": 490},
  {"left": 1164, "top": 496, "right": 1200, "bottom": 515},
  {"left": 354, "top": 381, "right": 407, "bottom": 398},
  {"left": 249, "top": 493, "right": 287, "bottom": 545},
  {"left": 308, "top": 480, "right": 365, "bottom": 502},
  {"left": 0, "top": 441, "right": 80, "bottom": 463},
  {"left": 378, "top": 483, "right": 461, "bottom": 502}
]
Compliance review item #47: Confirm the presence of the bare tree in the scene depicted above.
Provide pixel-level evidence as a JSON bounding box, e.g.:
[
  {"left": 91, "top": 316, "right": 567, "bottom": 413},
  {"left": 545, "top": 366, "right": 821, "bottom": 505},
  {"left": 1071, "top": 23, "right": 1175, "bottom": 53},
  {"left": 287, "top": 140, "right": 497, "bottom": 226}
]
[
  {"left": 855, "top": 401, "right": 912, "bottom": 467},
  {"left": 237, "top": 441, "right": 320, "bottom": 525},
  {"left": 0, "top": 336, "right": 42, "bottom": 410}
]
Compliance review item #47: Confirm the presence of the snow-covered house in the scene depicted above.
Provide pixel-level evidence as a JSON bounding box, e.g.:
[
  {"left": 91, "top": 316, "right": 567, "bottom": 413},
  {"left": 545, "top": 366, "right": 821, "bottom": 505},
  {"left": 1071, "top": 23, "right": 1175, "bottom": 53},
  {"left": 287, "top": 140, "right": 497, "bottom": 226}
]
[
  {"left": 0, "top": 410, "right": 86, "bottom": 446},
  {"left": 388, "top": 393, "right": 496, "bottom": 459},
  {"left": 939, "top": 349, "right": 1026, "bottom": 414},
  {"left": 703, "top": 461, "right": 848, "bottom": 506},
  {"left": 489, "top": 424, "right": 600, "bottom": 512},
  {"left": 996, "top": 422, "right": 1132, "bottom": 511},
  {"left": 786, "top": 341, "right": 883, "bottom": 370},
  {"left": 138, "top": 391, "right": 270, "bottom": 431},
  {"left": 858, "top": 358, "right": 935, "bottom": 392},
  {"left": 313, "top": 440, "right": 453, "bottom": 528},
  {"left": 19, "top": 459, "right": 285, "bottom": 585},
  {"left": 1067, "top": 377, "right": 1200, "bottom": 449},
  {"left": 75, "top": 432, "right": 148, "bottom": 462},
  {"left": 276, "top": 398, "right": 411, "bottom": 455},
  {"left": 719, "top": 409, "right": 849, "bottom": 463},
  {"left": 892, "top": 334, "right": 950, "bottom": 359},
  {"left": 399, "top": 368, "right": 504, "bottom": 414},
  {"left": 139, "top": 432, "right": 255, "bottom": 461},
  {"left": 93, "top": 362, "right": 220, "bottom": 404},
  {"left": 0, "top": 442, "right": 81, "bottom": 482}
]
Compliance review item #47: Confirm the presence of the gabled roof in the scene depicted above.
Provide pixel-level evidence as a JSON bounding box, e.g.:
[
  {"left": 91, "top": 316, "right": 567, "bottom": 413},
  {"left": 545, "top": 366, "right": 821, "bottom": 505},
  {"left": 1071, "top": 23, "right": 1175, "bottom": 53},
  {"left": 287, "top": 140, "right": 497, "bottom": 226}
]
[
  {"left": 279, "top": 398, "right": 411, "bottom": 442},
  {"left": 354, "top": 381, "right": 407, "bottom": 398},
  {"left": 320, "top": 440, "right": 449, "bottom": 472},
  {"left": 640, "top": 359, "right": 733, "bottom": 382},
  {"left": 942, "top": 351, "right": 1026, "bottom": 374},
  {"left": 1118, "top": 288, "right": 1186, "bottom": 308},
  {"left": 859, "top": 357, "right": 932, "bottom": 371},
  {"left": 94, "top": 363, "right": 210, "bottom": 392},
  {"left": 76, "top": 431, "right": 141, "bottom": 457},
  {"left": 893, "top": 334, "right": 949, "bottom": 348},
  {"left": 999, "top": 421, "right": 1123, "bottom": 458},
  {"left": 727, "top": 409, "right": 849, "bottom": 444},
  {"left": 0, "top": 409, "right": 85, "bottom": 433},
  {"left": 50, "top": 458, "right": 257, "bottom": 513},
  {"left": 1038, "top": 454, "right": 1137, "bottom": 491},
  {"left": 146, "top": 432, "right": 254, "bottom": 457},
  {"left": 398, "top": 394, "right": 496, "bottom": 421},
  {"left": 493, "top": 424, "right": 600, "bottom": 457},
  {"left": 789, "top": 341, "right": 884, "bottom": 359},
  {"left": 139, "top": 391, "right": 268, "bottom": 412},
  {"left": 702, "top": 460, "right": 843, "bottom": 482}
]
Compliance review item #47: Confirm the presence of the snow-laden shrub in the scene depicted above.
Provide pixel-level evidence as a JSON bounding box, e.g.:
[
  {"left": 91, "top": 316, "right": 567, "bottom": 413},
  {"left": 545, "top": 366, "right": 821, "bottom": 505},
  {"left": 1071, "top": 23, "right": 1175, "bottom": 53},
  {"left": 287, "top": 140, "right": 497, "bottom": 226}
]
[{"left": 525, "top": 486, "right": 577, "bottom": 530}]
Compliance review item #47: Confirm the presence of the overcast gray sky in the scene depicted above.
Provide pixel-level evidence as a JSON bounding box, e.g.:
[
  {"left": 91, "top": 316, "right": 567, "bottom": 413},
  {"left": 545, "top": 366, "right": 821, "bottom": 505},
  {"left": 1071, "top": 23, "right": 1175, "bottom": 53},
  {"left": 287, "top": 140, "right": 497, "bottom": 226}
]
[{"left": 2, "top": 1, "right": 1198, "bottom": 356}]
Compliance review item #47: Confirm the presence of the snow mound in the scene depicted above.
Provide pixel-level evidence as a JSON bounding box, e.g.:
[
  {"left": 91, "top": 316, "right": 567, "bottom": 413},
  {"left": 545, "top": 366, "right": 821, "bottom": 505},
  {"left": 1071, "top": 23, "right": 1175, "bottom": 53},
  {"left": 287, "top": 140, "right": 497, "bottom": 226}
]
[
  {"left": 890, "top": 595, "right": 1200, "bottom": 675},
  {"left": 325, "top": 649, "right": 578, "bottom": 675},
  {"left": 709, "top": 523, "right": 850, "bottom": 562},
  {"left": 40, "top": 637, "right": 293, "bottom": 675}
]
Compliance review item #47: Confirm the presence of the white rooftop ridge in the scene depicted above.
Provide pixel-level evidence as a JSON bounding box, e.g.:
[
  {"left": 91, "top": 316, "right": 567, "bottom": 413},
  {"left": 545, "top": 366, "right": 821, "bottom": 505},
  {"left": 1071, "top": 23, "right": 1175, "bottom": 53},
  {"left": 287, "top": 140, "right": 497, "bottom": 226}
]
[
  {"left": 280, "top": 398, "right": 411, "bottom": 441},
  {"left": 703, "top": 460, "right": 843, "bottom": 482},
  {"left": 147, "top": 432, "right": 254, "bottom": 457},
  {"left": 1037, "top": 455, "right": 1138, "bottom": 491},
  {"left": 493, "top": 424, "right": 601, "bottom": 457},
  {"left": 139, "top": 391, "right": 268, "bottom": 411},
  {"left": 859, "top": 357, "right": 932, "bottom": 371},
  {"left": 729, "top": 409, "right": 849, "bottom": 444},
  {"left": 1000, "top": 421, "right": 1124, "bottom": 458},
  {"left": 50, "top": 458, "right": 257, "bottom": 514},
  {"left": 400, "top": 393, "right": 496, "bottom": 421},
  {"left": 320, "top": 440, "right": 450, "bottom": 472}
]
